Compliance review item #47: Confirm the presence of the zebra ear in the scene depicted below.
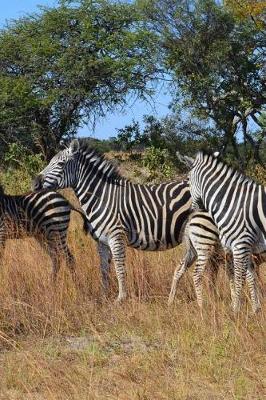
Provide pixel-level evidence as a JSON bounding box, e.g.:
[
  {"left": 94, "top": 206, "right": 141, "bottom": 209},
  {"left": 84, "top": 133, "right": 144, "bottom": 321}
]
[
  {"left": 69, "top": 139, "right": 80, "bottom": 155},
  {"left": 176, "top": 151, "right": 195, "bottom": 169},
  {"left": 59, "top": 139, "right": 68, "bottom": 150}
]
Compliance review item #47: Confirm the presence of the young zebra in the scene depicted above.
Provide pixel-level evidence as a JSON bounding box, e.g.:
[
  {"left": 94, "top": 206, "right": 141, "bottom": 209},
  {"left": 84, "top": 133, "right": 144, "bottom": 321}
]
[
  {"left": 189, "top": 151, "right": 266, "bottom": 313},
  {"left": 33, "top": 139, "right": 192, "bottom": 301},
  {"left": 168, "top": 210, "right": 265, "bottom": 309},
  {"left": 0, "top": 185, "right": 88, "bottom": 283}
]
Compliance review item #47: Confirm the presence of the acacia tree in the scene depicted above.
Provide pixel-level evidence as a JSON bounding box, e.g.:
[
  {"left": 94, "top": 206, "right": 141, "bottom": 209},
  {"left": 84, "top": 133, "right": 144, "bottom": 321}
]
[
  {"left": 0, "top": 0, "right": 159, "bottom": 159},
  {"left": 141, "top": 0, "right": 265, "bottom": 164}
]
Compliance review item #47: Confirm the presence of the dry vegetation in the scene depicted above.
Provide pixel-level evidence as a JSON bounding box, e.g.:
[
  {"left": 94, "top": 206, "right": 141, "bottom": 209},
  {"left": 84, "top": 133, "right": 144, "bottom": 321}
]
[{"left": 0, "top": 189, "right": 265, "bottom": 400}]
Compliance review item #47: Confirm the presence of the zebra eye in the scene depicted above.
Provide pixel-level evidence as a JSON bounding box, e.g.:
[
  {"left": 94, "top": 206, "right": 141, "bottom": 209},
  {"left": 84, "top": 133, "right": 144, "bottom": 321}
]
[{"left": 57, "top": 160, "right": 66, "bottom": 168}]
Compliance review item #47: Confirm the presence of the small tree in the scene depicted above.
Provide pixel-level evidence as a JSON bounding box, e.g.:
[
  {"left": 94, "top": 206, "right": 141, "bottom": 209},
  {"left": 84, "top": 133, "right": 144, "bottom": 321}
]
[
  {"left": 143, "top": 146, "right": 175, "bottom": 180},
  {"left": 115, "top": 122, "right": 141, "bottom": 152}
]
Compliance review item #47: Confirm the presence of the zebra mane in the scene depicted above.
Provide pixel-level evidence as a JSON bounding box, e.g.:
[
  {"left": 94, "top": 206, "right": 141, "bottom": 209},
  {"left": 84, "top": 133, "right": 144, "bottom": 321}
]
[
  {"left": 76, "top": 139, "right": 122, "bottom": 181},
  {"left": 197, "top": 150, "right": 257, "bottom": 185}
]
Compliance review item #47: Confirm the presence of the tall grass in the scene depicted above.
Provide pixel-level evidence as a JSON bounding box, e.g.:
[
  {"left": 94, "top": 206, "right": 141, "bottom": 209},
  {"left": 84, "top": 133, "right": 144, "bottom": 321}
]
[{"left": 0, "top": 190, "right": 265, "bottom": 399}]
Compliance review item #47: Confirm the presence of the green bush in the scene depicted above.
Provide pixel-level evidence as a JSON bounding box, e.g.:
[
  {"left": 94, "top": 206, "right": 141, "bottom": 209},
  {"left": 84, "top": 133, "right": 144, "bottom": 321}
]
[
  {"left": 143, "top": 146, "right": 175, "bottom": 182},
  {"left": 245, "top": 164, "right": 266, "bottom": 186},
  {"left": 0, "top": 143, "right": 45, "bottom": 194}
]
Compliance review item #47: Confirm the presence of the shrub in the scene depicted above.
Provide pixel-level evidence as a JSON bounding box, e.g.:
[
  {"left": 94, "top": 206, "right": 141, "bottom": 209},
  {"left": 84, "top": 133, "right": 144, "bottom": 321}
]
[
  {"left": 142, "top": 146, "right": 175, "bottom": 182},
  {"left": 0, "top": 143, "right": 45, "bottom": 194},
  {"left": 246, "top": 164, "right": 266, "bottom": 186}
]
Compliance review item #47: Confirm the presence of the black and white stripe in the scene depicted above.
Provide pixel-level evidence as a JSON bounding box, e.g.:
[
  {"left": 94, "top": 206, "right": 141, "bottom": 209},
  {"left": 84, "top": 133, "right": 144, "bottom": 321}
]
[
  {"left": 189, "top": 151, "right": 266, "bottom": 312},
  {"left": 33, "top": 139, "right": 191, "bottom": 301},
  {"left": 168, "top": 210, "right": 220, "bottom": 307},
  {"left": 0, "top": 186, "right": 88, "bottom": 283},
  {"left": 168, "top": 210, "right": 265, "bottom": 309}
]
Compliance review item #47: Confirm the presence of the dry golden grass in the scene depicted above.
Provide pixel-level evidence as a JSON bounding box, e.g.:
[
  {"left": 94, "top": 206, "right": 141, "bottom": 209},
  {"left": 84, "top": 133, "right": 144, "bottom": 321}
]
[{"left": 0, "top": 195, "right": 265, "bottom": 400}]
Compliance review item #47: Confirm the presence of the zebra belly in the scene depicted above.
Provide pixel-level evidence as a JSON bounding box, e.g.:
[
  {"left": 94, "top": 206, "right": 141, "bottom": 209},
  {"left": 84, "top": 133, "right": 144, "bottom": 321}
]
[
  {"left": 95, "top": 229, "right": 178, "bottom": 251},
  {"left": 127, "top": 234, "right": 178, "bottom": 251}
]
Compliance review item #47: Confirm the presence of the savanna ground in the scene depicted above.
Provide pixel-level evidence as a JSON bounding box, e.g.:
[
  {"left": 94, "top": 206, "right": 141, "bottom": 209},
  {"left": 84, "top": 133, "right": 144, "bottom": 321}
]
[{"left": 0, "top": 189, "right": 265, "bottom": 400}]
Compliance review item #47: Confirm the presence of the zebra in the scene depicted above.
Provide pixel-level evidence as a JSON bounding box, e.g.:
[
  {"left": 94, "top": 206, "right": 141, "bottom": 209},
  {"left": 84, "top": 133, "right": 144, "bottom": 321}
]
[
  {"left": 0, "top": 185, "right": 88, "bottom": 283},
  {"left": 32, "top": 139, "right": 192, "bottom": 301},
  {"left": 188, "top": 150, "right": 266, "bottom": 313},
  {"left": 168, "top": 210, "right": 265, "bottom": 309}
]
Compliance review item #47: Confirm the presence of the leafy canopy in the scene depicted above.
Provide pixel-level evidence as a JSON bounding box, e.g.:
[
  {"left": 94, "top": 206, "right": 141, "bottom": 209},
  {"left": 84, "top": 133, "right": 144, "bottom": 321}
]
[
  {"left": 0, "top": 0, "right": 159, "bottom": 159},
  {"left": 140, "top": 0, "right": 265, "bottom": 164}
]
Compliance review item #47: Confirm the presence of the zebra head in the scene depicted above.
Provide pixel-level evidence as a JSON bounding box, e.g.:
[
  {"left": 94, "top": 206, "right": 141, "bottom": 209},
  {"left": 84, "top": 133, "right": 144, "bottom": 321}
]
[{"left": 32, "top": 140, "right": 80, "bottom": 191}]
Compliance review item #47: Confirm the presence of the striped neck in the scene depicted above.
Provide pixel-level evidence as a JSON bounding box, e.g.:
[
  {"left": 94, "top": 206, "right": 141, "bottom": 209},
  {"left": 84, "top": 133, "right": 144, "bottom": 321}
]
[{"left": 74, "top": 148, "right": 125, "bottom": 205}]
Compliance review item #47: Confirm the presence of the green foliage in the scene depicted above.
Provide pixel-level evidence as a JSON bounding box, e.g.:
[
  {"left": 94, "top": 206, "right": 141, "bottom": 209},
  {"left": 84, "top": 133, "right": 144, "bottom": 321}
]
[
  {"left": 143, "top": 146, "right": 175, "bottom": 181},
  {"left": 142, "top": 115, "right": 165, "bottom": 149},
  {"left": 141, "top": 0, "right": 265, "bottom": 164},
  {"left": 113, "top": 113, "right": 223, "bottom": 165},
  {"left": 0, "top": 143, "right": 45, "bottom": 194},
  {"left": 0, "top": 0, "right": 264, "bottom": 167},
  {"left": 0, "top": 0, "right": 159, "bottom": 159},
  {"left": 115, "top": 116, "right": 170, "bottom": 152},
  {"left": 245, "top": 164, "right": 266, "bottom": 186},
  {"left": 0, "top": 169, "right": 33, "bottom": 195},
  {"left": 79, "top": 137, "right": 114, "bottom": 153},
  {"left": 115, "top": 121, "right": 144, "bottom": 152},
  {"left": 224, "top": 0, "right": 266, "bottom": 27},
  {"left": 3, "top": 143, "right": 44, "bottom": 176}
]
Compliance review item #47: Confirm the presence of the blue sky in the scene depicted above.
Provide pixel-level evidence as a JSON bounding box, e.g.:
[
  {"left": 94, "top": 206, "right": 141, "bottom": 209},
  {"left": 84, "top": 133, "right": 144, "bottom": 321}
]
[{"left": 0, "top": 0, "right": 172, "bottom": 140}]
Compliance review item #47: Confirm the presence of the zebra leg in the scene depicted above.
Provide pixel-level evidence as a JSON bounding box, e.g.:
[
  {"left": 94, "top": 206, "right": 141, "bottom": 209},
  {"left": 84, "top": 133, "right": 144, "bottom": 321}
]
[
  {"left": 47, "top": 234, "right": 78, "bottom": 285},
  {"left": 98, "top": 241, "right": 112, "bottom": 293},
  {"left": 41, "top": 236, "right": 61, "bottom": 286},
  {"left": 207, "top": 254, "right": 219, "bottom": 291},
  {"left": 0, "top": 226, "right": 6, "bottom": 264},
  {"left": 48, "top": 246, "right": 61, "bottom": 285},
  {"left": 64, "top": 246, "right": 78, "bottom": 285},
  {"left": 192, "top": 250, "right": 209, "bottom": 309},
  {"left": 232, "top": 250, "right": 250, "bottom": 313},
  {"left": 246, "top": 263, "right": 261, "bottom": 313},
  {"left": 168, "top": 246, "right": 196, "bottom": 305},
  {"left": 225, "top": 253, "right": 260, "bottom": 312},
  {"left": 224, "top": 252, "right": 236, "bottom": 306},
  {"left": 108, "top": 234, "right": 127, "bottom": 302},
  {"left": 0, "top": 239, "right": 6, "bottom": 265}
]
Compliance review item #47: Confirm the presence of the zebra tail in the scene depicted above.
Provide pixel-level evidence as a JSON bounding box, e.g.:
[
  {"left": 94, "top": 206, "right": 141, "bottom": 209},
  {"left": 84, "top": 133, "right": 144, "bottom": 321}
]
[{"left": 70, "top": 205, "right": 90, "bottom": 234}]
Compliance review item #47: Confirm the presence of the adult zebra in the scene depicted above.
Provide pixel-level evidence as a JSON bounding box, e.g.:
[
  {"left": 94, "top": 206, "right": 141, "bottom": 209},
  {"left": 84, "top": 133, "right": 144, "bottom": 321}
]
[
  {"left": 33, "top": 139, "right": 191, "bottom": 301},
  {"left": 188, "top": 150, "right": 266, "bottom": 313},
  {"left": 0, "top": 185, "right": 88, "bottom": 282}
]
